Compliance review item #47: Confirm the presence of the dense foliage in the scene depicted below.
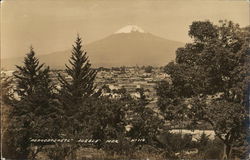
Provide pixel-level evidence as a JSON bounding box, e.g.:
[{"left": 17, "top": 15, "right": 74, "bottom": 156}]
[
  {"left": 157, "top": 20, "right": 249, "bottom": 159},
  {"left": 4, "top": 48, "right": 59, "bottom": 159}
]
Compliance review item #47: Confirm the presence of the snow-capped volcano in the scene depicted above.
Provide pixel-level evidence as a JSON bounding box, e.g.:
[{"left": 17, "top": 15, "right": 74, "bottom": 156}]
[
  {"left": 2, "top": 26, "right": 184, "bottom": 69},
  {"left": 115, "top": 25, "right": 145, "bottom": 34}
]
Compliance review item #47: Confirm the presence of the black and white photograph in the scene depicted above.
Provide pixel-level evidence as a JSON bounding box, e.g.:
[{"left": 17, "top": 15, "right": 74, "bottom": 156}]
[{"left": 1, "top": 0, "right": 249, "bottom": 159}]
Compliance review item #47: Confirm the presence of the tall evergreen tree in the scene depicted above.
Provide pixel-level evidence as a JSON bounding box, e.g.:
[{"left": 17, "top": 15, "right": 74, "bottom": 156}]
[
  {"left": 58, "top": 35, "right": 97, "bottom": 106},
  {"left": 55, "top": 35, "right": 98, "bottom": 159},
  {"left": 13, "top": 47, "right": 54, "bottom": 116},
  {"left": 57, "top": 34, "right": 98, "bottom": 137},
  {"left": 14, "top": 47, "right": 48, "bottom": 98},
  {"left": 8, "top": 47, "right": 57, "bottom": 159}
]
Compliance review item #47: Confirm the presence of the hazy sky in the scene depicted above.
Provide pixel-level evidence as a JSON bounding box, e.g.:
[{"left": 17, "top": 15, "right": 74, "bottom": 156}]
[{"left": 1, "top": 0, "right": 249, "bottom": 59}]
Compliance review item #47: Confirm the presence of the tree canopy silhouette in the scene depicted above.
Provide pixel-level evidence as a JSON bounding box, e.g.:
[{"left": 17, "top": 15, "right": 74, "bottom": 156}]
[{"left": 157, "top": 20, "right": 249, "bottom": 159}]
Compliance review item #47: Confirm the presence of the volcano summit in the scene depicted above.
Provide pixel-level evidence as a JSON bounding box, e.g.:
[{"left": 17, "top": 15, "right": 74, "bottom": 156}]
[{"left": 2, "top": 25, "right": 184, "bottom": 69}]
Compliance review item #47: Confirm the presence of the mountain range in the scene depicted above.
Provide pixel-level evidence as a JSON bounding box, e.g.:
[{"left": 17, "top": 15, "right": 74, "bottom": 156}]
[{"left": 1, "top": 25, "right": 184, "bottom": 69}]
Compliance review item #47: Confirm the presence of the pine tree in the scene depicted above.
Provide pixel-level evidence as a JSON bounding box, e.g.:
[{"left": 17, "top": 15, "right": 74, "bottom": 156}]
[
  {"left": 14, "top": 47, "right": 53, "bottom": 101},
  {"left": 13, "top": 47, "right": 55, "bottom": 115},
  {"left": 9, "top": 47, "right": 57, "bottom": 159},
  {"left": 55, "top": 35, "right": 98, "bottom": 159},
  {"left": 58, "top": 35, "right": 97, "bottom": 106}
]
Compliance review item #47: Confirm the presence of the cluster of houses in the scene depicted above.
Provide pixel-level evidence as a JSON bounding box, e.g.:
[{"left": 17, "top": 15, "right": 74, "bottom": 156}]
[
  {"left": 1, "top": 67, "right": 170, "bottom": 101},
  {"left": 94, "top": 67, "right": 170, "bottom": 100}
]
